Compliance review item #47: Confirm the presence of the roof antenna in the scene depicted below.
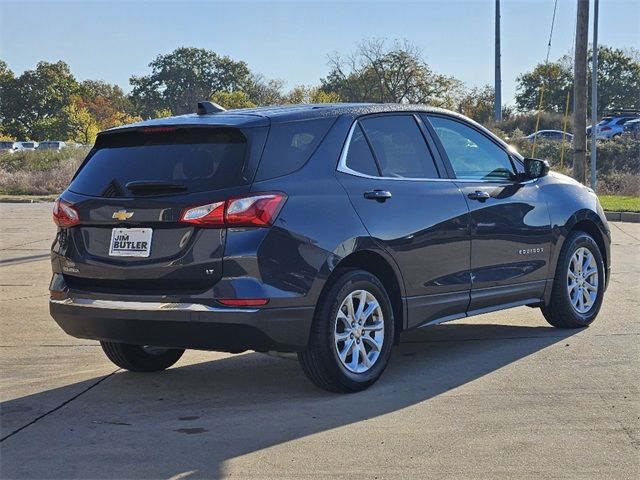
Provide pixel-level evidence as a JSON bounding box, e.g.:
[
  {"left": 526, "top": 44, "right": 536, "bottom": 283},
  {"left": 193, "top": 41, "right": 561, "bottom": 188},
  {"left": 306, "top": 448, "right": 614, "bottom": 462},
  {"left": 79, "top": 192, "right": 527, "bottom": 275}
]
[{"left": 197, "top": 101, "right": 227, "bottom": 115}]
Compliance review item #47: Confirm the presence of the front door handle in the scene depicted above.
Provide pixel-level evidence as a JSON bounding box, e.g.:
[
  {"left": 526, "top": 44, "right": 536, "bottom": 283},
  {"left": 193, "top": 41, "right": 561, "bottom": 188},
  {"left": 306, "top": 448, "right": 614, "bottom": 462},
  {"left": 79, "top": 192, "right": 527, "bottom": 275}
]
[
  {"left": 364, "top": 190, "right": 392, "bottom": 202},
  {"left": 467, "top": 190, "right": 491, "bottom": 201}
]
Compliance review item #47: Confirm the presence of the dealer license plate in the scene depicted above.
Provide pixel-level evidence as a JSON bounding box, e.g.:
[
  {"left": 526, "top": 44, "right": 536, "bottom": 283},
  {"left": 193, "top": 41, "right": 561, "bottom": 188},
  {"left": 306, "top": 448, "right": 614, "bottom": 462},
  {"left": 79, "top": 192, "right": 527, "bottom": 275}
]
[{"left": 109, "top": 228, "right": 152, "bottom": 257}]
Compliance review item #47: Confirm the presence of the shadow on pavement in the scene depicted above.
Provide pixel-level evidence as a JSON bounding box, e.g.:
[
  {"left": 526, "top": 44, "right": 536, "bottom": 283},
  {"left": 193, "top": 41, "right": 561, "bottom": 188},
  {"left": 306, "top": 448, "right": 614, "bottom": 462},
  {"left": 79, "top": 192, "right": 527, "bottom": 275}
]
[{"left": 0, "top": 322, "right": 577, "bottom": 479}]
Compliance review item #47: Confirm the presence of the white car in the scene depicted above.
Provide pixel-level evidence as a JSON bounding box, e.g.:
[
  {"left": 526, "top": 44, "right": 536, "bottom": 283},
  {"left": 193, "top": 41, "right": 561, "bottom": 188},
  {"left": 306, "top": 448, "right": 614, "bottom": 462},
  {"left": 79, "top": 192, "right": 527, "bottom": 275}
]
[
  {"left": 38, "top": 141, "right": 67, "bottom": 150},
  {"left": 588, "top": 115, "right": 639, "bottom": 140},
  {"left": 0, "top": 141, "right": 24, "bottom": 154},
  {"left": 19, "top": 141, "right": 39, "bottom": 151}
]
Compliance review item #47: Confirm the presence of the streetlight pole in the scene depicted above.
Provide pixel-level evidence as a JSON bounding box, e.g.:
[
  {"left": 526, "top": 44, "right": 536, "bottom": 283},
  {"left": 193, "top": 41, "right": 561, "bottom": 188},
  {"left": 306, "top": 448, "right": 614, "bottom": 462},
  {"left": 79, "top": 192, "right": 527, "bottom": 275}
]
[
  {"left": 591, "top": 0, "right": 599, "bottom": 190},
  {"left": 494, "top": 0, "right": 502, "bottom": 122}
]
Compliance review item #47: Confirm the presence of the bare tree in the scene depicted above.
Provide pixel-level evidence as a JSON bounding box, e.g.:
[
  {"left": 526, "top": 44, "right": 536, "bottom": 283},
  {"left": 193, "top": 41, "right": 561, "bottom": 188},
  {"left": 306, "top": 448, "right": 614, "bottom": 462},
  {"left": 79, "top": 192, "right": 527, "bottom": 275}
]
[{"left": 322, "top": 39, "right": 462, "bottom": 106}]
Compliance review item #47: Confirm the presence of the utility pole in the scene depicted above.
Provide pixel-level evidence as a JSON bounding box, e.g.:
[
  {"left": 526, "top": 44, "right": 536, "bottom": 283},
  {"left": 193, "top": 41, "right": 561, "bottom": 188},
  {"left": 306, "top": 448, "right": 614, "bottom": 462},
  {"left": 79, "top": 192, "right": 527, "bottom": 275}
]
[
  {"left": 494, "top": 0, "right": 502, "bottom": 121},
  {"left": 573, "top": 0, "right": 589, "bottom": 184},
  {"left": 590, "top": 0, "right": 599, "bottom": 190}
]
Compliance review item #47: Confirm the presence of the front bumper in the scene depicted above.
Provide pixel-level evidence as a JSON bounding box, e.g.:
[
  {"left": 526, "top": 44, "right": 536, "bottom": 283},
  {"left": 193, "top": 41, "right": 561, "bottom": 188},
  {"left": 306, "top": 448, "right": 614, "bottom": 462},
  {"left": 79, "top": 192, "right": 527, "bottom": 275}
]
[{"left": 50, "top": 298, "right": 314, "bottom": 353}]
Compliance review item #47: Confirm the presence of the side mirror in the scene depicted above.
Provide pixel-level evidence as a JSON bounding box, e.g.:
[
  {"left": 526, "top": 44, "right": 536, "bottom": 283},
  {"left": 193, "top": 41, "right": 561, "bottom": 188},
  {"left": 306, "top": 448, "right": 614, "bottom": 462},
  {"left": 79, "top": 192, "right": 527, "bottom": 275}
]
[{"left": 524, "top": 158, "right": 550, "bottom": 179}]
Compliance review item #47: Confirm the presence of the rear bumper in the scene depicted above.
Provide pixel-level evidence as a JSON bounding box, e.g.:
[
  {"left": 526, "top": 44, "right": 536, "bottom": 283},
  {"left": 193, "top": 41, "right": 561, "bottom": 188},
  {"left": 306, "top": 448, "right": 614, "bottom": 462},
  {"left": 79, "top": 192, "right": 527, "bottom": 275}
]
[{"left": 50, "top": 298, "right": 314, "bottom": 353}]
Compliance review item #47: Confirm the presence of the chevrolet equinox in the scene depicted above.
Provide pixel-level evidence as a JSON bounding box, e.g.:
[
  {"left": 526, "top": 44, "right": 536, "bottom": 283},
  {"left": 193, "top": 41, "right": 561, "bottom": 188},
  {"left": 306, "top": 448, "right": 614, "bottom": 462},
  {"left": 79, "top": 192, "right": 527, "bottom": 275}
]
[{"left": 50, "top": 103, "right": 611, "bottom": 392}]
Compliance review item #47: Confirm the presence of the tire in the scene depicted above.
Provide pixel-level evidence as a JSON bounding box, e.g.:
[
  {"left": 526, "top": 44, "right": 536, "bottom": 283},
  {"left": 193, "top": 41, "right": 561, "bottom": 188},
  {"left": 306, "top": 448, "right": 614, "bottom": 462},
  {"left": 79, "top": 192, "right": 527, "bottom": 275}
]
[
  {"left": 100, "top": 341, "right": 184, "bottom": 372},
  {"left": 298, "top": 269, "right": 395, "bottom": 393},
  {"left": 541, "top": 231, "right": 605, "bottom": 328}
]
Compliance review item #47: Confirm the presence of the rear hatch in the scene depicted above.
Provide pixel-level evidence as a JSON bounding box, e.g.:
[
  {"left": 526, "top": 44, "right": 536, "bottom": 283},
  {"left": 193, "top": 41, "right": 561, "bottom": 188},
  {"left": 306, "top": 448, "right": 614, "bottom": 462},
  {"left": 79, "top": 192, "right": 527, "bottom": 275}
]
[{"left": 55, "top": 124, "right": 268, "bottom": 296}]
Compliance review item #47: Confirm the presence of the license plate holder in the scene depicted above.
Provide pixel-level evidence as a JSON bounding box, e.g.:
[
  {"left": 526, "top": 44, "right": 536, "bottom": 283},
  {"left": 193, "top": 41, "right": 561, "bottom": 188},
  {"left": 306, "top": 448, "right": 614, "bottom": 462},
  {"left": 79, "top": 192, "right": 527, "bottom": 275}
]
[{"left": 109, "top": 228, "right": 153, "bottom": 257}]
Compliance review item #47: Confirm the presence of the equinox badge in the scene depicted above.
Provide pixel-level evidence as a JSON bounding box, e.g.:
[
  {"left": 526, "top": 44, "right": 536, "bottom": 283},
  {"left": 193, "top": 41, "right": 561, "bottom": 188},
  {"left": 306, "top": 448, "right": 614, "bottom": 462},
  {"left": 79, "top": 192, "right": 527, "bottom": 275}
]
[{"left": 112, "top": 210, "right": 134, "bottom": 221}]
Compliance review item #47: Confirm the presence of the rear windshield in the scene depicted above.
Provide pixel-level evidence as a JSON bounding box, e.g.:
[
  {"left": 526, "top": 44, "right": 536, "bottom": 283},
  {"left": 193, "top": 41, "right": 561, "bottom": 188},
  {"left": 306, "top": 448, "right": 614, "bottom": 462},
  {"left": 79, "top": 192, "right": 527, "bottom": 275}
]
[{"left": 69, "top": 127, "right": 251, "bottom": 197}]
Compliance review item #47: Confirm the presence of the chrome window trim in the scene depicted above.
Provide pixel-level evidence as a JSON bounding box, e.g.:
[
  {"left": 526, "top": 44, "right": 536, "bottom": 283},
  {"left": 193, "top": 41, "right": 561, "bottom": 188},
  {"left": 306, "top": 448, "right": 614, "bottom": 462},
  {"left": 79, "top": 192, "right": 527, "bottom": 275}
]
[
  {"left": 337, "top": 119, "right": 538, "bottom": 185},
  {"left": 50, "top": 297, "right": 259, "bottom": 313}
]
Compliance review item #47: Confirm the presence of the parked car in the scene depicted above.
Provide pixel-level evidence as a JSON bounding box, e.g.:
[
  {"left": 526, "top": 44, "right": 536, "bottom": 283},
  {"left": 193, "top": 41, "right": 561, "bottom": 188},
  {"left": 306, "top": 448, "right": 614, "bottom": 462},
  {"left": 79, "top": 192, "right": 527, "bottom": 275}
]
[
  {"left": 38, "top": 141, "right": 67, "bottom": 150},
  {"left": 588, "top": 114, "right": 640, "bottom": 140},
  {"left": 0, "top": 141, "right": 24, "bottom": 154},
  {"left": 525, "top": 130, "right": 573, "bottom": 142},
  {"left": 622, "top": 118, "right": 640, "bottom": 137},
  {"left": 49, "top": 103, "right": 611, "bottom": 392},
  {"left": 19, "top": 141, "right": 39, "bottom": 151}
]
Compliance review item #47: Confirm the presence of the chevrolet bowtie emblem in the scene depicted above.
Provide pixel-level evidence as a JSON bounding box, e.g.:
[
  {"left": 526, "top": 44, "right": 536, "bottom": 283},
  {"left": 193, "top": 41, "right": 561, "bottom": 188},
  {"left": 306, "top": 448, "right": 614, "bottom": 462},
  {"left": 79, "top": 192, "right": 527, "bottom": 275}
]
[{"left": 112, "top": 210, "right": 134, "bottom": 220}]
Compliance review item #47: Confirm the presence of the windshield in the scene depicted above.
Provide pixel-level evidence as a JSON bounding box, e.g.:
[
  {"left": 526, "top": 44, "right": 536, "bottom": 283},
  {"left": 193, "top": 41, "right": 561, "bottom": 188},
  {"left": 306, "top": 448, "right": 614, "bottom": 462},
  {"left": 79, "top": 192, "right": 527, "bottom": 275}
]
[{"left": 69, "top": 127, "right": 251, "bottom": 197}]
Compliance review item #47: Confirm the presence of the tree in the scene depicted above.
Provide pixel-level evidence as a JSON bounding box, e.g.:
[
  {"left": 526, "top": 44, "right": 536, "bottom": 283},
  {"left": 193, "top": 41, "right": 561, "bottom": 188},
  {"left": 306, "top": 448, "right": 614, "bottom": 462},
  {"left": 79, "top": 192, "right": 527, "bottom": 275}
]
[
  {"left": 283, "top": 85, "right": 341, "bottom": 104},
  {"left": 210, "top": 91, "right": 256, "bottom": 110},
  {"left": 0, "top": 61, "right": 79, "bottom": 139},
  {"left": 589, "top": 46, "right": 640, "bottom": 115},
  {"left": 320, "top": 39, "right": 463, "bottom": 106},
  {"left": 0, "top": 60, "right": 15, "bottom": 136},
  {"left": 457, "top": 85, "right": 497, "bottom": 124},
  {"left": 75, "top": 81, "right": 141, "bottom": 130},
  {"left": 130, "top": 47, "right": 253, "bottom": 117},
  {"left": 64, "top": 97, "right": 99, "bottom": 144},
  {"left": 79, "top": 80, "right": 136, "bottom": 116},
  {"left": 515, "top": 46, "right": 640, "bottom": 117},
  {"left": 515, "top": 57, "right": 573, "bottom": 113},
  {"left": 244, "top": 74, "right": 285, "bottom": 105}
]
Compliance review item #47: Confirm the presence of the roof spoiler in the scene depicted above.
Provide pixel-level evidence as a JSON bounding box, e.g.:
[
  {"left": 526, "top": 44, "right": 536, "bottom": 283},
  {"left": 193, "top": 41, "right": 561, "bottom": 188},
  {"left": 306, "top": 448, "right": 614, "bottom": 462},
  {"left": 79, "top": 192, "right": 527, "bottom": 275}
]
[{"left": 197, "top": 101, "right": 227, "bottom": 115}]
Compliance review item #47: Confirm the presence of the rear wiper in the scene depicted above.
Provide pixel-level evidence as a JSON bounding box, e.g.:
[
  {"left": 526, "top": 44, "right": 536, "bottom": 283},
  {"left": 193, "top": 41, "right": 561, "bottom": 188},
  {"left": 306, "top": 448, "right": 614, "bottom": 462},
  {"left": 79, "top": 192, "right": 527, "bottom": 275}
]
[{"left": 125, "top": 181, "right": 187, "bottom": 193}]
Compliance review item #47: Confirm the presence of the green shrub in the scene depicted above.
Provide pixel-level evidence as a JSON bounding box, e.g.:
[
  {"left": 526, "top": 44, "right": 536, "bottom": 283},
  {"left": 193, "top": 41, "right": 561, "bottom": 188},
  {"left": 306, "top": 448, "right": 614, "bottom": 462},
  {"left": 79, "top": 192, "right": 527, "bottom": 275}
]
[
  {"left": 488, "top": 112, "right": 568, "bottom": 136},
  {"left": 0, "top": 148, "right": 88, "bottom": 173}
]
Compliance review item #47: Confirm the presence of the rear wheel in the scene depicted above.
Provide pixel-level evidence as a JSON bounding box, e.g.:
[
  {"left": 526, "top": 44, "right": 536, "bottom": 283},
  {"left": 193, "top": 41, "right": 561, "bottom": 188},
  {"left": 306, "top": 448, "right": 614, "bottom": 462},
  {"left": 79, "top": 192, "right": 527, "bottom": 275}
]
[
  {"left": 541, "top": 231, "right": 605, "bottom": 328},
  {"left": 298, "top": 269, "right": 394, "bottom": 393},
  {"left": 100, "top": 341, "right": 184, "bottom": 372}
]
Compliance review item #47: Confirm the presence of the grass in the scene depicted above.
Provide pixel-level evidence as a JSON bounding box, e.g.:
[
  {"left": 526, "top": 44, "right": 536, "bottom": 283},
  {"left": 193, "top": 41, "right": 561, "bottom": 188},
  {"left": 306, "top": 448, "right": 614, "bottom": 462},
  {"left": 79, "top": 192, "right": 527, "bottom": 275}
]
[{"left": 599, "top": 195, "right": 640, "bottom": 213}]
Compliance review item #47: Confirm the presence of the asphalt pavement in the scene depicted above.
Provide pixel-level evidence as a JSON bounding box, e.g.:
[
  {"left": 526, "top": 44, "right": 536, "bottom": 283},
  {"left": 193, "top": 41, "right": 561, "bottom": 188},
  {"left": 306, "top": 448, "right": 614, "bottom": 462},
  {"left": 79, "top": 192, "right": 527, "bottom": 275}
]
[{"left": 0, "top": 202, "right": 638, "bottom": 479}]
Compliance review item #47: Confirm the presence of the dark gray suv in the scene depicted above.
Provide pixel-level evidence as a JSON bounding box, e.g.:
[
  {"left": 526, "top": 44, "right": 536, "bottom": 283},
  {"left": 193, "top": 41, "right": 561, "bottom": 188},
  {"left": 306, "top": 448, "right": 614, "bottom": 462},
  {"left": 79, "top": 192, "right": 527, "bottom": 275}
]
[{"left": 50, "top": 103, "right": 611, "bottom": 392}]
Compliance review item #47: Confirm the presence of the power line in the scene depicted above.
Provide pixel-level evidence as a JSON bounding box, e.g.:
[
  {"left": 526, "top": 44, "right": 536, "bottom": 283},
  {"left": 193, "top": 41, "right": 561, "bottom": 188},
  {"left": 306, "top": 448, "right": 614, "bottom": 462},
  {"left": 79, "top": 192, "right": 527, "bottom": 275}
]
[{"left": 546, "top": 0, "right": 560, "bottom": 63}]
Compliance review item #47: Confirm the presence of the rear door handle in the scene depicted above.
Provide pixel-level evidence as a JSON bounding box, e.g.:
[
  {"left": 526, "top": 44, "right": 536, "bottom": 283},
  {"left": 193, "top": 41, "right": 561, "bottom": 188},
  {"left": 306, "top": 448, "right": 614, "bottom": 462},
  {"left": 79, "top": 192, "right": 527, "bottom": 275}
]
[
  {"left": 467, "top": 190, "right": 491, "bottom": 201},
  {"left": 364, "top": 190, "right": 392, "bottom": 202}
]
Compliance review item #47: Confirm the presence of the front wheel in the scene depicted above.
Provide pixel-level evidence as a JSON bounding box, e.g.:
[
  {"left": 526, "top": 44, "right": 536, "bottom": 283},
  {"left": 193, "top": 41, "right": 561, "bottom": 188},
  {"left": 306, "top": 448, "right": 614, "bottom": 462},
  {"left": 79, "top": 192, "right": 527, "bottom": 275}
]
[
  {"left": 541, "top": 231, "right": 605, "bottom": 328},
  {"left": 100, "top": 341, "right": 184, "bottom": 372},
  {"left": 298, "top": 269, "right": 395, "bottom": 393}
]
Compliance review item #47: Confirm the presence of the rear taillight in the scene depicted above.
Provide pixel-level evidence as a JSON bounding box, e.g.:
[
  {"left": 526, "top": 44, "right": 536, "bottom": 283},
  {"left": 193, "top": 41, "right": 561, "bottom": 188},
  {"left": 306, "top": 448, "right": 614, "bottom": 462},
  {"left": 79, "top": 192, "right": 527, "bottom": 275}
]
[
  {"left": 52, "top": 199, "right": 80, "bottom": 227},
  {"left": 180, "top": 193, "right": 287, "bottom": 228},
  {"left": 601, "top": 126, "right": 611, "bottom": 131}
]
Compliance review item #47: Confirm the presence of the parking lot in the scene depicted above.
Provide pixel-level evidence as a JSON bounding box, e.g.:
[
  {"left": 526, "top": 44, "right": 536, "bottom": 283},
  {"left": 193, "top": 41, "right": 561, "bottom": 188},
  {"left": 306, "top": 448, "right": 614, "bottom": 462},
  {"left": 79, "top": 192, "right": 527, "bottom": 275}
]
[{"left": 0, "top": 202, "right": 638, "bottom": 479}]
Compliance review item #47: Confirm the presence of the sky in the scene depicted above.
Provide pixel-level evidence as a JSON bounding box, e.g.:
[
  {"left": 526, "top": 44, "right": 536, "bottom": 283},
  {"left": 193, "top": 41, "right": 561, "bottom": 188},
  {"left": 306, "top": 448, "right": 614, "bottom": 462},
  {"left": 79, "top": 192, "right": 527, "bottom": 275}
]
[{"left": 1, "top": 0, "right": 638, "bottom": 106}]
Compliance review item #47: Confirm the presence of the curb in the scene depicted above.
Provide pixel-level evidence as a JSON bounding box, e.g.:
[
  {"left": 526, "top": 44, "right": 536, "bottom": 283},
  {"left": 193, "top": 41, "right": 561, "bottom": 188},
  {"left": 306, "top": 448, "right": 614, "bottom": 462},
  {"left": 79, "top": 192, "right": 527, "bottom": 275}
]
[{"left": 605, "top": 211, "right": 640, "bottom": 223}]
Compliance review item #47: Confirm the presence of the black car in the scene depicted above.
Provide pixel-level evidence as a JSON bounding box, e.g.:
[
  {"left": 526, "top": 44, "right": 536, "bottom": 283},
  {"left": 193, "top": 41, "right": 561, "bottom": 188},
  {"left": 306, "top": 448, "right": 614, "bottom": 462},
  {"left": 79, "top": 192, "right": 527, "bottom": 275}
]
[{"left": 50, "top": 103, "right": 611, "bottom": 392}]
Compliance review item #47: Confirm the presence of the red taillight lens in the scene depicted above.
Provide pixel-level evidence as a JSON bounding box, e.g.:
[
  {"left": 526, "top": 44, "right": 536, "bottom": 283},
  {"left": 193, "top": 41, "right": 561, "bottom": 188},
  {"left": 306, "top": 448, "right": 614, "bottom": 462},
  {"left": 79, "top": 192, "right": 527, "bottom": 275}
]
[
  {"left": 52, "top": 199, "right": 80, "bottom": 227},
  {"left": 226, "top": 193, "right": 286, "bottom": 227},
  {"left": 180, "top": 193, "right": 287, "bottom": 228},
  {"left": 601, "top": 126, "right": 611, "bottom": 131},
  {"left": 217, "top": 298, "right": 269, "bottom": 307}
]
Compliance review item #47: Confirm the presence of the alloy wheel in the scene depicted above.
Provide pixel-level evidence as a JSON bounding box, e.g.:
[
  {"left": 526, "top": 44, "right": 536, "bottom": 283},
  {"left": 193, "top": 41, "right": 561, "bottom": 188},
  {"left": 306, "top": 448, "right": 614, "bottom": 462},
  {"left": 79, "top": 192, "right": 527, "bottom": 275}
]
[
  {"left": 334, "top": 289, "right": 385, "bottom": 374},
  {"left": 567, "top": 246, "right": 599, "bottom": 314}
]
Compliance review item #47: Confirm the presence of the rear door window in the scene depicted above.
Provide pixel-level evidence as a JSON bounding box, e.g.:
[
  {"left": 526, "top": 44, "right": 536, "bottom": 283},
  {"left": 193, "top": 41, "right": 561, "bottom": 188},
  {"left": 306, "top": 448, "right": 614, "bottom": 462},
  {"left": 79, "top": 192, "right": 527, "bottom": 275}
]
[
  {"left": 69, "top": 127, "right": 253, "bottom": 197},
  {"left": 344, "top": 124, "right": 380, "bottom": 176},
  {"left": 255, "top": 117, "right": 335, "bottom": 181},
  {"left": 359, "top": 115, "right": 439, "bottom": 179}
]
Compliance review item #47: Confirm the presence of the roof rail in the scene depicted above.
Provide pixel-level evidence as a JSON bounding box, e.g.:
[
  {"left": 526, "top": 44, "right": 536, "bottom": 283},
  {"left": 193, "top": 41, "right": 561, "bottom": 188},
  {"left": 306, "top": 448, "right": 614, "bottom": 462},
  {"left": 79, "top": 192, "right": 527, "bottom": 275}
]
[{"left": 197, "top": 101, "right": 227, "bottom": 115}]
